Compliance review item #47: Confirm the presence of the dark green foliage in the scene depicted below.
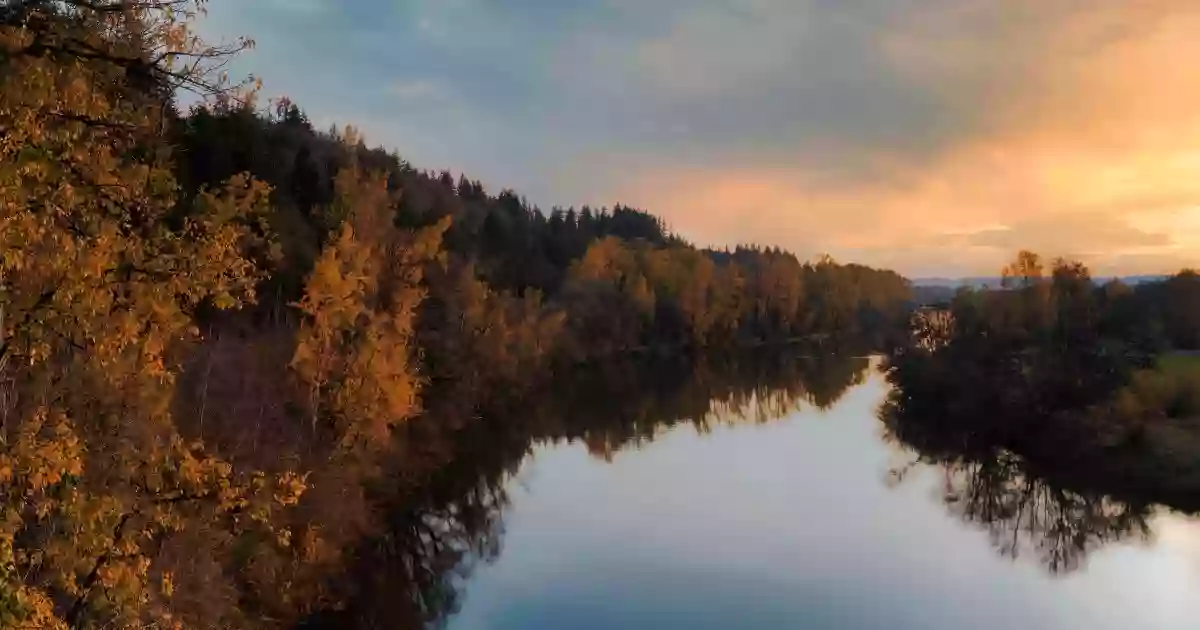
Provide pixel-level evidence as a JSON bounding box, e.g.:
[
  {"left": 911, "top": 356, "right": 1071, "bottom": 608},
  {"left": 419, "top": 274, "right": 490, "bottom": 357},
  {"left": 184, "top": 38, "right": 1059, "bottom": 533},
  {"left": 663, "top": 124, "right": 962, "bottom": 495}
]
[{"left": 885, "top": 253, "right": 1200, "bottom": 517}]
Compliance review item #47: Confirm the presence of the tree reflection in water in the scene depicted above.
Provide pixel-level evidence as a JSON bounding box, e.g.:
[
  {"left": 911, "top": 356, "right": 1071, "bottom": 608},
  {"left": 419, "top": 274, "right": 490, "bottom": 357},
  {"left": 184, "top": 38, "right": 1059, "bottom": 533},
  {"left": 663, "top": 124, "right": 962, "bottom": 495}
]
[
  {"left": 297, "top": 347, "right": 869, "bottom": 629},
  {"left": 896, "top": 450, "right": 1152, "bottom": 574},
  {"left": 544, "top": 351, "right": 870, "bottom": 461},
  {"left": 880, "top": 361, "right": 1159, "bottom": 575},
  {"left": 298, "top": 342, "right": 1200, "bottom": 630}
]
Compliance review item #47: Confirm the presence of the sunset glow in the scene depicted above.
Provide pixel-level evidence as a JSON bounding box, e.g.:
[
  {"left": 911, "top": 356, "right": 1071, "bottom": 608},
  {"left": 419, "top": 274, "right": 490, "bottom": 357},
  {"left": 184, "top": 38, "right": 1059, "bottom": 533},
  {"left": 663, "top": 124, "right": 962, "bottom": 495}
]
[{"left": 205, "top": 0, "right": 1200, "bottom": 275}]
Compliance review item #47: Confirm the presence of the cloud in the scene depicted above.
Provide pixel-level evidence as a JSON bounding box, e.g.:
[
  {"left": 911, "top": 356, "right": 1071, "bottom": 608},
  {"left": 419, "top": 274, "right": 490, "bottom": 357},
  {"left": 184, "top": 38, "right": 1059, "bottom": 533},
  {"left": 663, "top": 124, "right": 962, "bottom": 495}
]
[
  {"left": 593, "top": 121, "right": 1200, "bottom": 275},
  {"left": 557, "top": 0, "right": 1200, "bottom": 275},
  {"left": 550, "top": 0, "right": 955, "bottom": 169},
  {"left": 963, "top": 214, "right": 1172, "bottom": 256},
  {"left": 198, "top": 0, "right": 1200, "bottom": 276}
]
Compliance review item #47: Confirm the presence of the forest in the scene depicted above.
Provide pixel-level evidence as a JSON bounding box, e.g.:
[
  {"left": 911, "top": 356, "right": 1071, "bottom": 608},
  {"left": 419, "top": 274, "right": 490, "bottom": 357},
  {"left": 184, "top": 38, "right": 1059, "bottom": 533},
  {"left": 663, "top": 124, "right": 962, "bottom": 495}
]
[{"left": 0, "top": 2, "right": 913, "bottom": 628}]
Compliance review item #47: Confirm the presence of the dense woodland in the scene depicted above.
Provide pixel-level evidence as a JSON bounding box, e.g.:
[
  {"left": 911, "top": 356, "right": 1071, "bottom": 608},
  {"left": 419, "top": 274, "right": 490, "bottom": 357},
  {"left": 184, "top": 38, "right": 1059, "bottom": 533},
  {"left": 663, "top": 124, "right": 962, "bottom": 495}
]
[
  {"left": 0, "top": 2, "right": 913, "bottom": 628},
  {"left": 171, "top": 103, "right": 914, "bottom": 369}
]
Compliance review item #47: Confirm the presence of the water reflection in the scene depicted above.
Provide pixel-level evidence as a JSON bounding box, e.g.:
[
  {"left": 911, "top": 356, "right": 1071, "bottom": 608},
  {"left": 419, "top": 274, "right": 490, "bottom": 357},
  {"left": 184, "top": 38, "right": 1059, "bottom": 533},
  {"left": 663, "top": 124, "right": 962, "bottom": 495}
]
[
  {"left": 540, "top": 351, "right": 870, "bottom": 461},
  {"left": 299, "top": 348, "right": 868, "bottom": 629},
  {"left": 877, "top": 347, "right": 1190, "bottom": 575},
  {"left": 300, "top": 349, "right": 1199, "bottom": 629},
  {"left": 889, "top": 453, "right": 1153, "bottom": 574}
]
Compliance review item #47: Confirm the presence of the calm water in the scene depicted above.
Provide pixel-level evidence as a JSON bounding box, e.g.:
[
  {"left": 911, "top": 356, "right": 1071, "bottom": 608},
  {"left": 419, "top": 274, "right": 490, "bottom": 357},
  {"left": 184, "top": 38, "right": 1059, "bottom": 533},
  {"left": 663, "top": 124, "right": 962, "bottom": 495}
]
[{"left": 441, "top": 360, "right": 1200, "bottom": 630}]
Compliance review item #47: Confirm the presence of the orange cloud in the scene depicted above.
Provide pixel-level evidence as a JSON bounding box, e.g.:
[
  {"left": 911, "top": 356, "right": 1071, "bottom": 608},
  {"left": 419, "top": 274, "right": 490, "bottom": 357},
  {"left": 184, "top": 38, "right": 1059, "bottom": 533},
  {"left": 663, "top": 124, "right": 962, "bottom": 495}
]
[{"left": 571, "top": 0, "right": 1200, "bottom": 276}]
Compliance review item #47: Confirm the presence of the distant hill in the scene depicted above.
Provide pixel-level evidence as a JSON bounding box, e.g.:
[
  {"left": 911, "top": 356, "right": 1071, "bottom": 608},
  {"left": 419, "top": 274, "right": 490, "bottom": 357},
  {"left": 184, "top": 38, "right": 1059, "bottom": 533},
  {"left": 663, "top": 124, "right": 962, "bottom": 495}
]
[
  {"left": 913, "top": 275, "right": 1168, "bottom": 289},
  {"left": 911, "top": 275, "right": 1170, "bottom": 306},
  {"left": 911, "top": 285, "right": 958, "bottom": 306},
  {"left": 912, "top": 277, "right": 1005, "bottom": 290}
]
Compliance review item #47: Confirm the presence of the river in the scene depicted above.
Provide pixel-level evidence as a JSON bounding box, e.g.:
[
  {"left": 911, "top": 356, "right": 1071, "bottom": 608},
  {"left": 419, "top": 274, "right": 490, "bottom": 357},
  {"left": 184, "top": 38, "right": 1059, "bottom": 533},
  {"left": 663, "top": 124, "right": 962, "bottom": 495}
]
[{"left": 423, "top": 356, "right": 1200, "bottom": 630}]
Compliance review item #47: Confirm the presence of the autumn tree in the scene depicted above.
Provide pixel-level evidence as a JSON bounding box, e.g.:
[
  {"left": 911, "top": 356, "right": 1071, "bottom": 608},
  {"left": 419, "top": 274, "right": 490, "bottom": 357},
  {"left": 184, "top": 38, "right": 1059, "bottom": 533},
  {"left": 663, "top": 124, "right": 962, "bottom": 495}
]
[
  {"left": 417, "top": 259, "right": 565, "bottom": 398},
  {"left": 292, "top": 149, "right": 450, "bottom": 452},
  {"left": 0, "top": 2, "right": 305, "bottom": 628},
  {"left": 560, "top": 237, "right": 656, "bottom": 358}
]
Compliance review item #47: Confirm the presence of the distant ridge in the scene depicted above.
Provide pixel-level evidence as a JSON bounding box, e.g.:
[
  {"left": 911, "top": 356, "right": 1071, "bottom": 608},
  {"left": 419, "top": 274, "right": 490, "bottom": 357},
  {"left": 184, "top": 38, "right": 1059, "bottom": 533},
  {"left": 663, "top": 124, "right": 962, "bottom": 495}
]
[
  {"left": 910, "top": 275, "right": 1171, "bottom": 306},
  {"left": 912, "top": 275, "right": 1169, "bottom": 289}
]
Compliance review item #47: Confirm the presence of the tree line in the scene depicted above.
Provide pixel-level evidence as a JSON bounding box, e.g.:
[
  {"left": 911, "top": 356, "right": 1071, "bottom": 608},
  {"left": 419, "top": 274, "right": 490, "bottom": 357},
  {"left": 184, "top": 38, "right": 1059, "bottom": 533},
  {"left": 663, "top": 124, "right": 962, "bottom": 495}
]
[
  {"left": 0, "top": 3, "right": 911, "bottom": 628},
  {"left": 172, "top": 99, "right": 914, "bottom": 372}
]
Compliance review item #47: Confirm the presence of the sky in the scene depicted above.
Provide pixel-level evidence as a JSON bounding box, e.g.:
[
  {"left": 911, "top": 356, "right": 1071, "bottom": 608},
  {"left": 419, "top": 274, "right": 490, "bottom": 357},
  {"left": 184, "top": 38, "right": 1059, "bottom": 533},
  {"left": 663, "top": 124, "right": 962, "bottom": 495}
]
[{"left": 199, "top": 0, "right": 1200, "bottom": 277}]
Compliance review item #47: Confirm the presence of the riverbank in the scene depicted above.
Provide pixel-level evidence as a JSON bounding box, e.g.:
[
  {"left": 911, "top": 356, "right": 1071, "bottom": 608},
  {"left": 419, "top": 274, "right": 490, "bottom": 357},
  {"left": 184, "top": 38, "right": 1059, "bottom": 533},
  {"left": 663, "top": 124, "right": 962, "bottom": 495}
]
[
  {"left": 881, "top": 339, "right": 1200, "bottom": 514},
  {"left": 1024, "top": 350, "right": 1200, "bottom": 510}
]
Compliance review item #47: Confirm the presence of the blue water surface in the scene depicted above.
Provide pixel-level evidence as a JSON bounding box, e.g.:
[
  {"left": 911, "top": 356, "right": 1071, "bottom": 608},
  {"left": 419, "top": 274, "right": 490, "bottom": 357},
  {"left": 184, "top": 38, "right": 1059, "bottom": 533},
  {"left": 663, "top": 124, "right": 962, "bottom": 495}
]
[{"left": 445, "top": 368, "right": 1200, "bottom": 630}]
